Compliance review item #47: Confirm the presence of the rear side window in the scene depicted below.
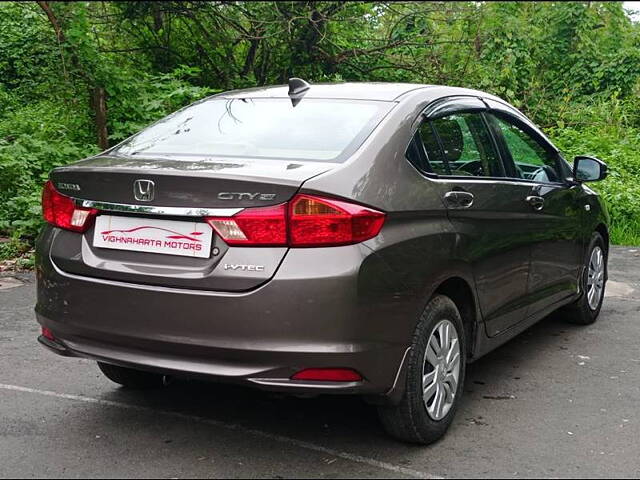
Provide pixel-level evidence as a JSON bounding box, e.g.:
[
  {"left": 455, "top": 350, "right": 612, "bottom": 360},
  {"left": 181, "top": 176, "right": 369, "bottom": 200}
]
[
  {"left": 115, "top": 98, "right": 391, "bottom": 163},
  {"left": 412, "top": 112, "right": 504, "bottom": 177},
  {"left": 417, "top": 123, "right": 448, "bottom": 175},
  {"left": 491, "top": 115, "right": 561, "bottom": 182}
]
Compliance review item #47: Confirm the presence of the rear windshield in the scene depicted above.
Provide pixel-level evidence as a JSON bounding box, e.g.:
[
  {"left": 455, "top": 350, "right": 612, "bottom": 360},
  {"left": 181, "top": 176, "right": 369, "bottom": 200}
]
[{"left": 115, "top": 98, "right": 392, "bottom": 162}]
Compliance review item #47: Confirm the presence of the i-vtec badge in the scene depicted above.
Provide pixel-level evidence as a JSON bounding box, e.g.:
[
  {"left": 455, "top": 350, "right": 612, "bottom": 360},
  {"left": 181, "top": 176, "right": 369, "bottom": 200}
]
[
  {"left": 224, "top": 263, "right": 265, "bottom": 272},
  {"left": 218, "top": 192, "right": 276, "bottom": 201}
]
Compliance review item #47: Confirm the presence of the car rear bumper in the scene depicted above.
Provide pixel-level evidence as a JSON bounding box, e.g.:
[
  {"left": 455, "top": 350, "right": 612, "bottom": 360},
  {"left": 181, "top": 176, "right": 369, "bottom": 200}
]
[
  {"left": 36, "top": 327, "right": 409, "bottom": 395},
  {"left": 35, "top": 231, "right": 417, "bottom": 397}
]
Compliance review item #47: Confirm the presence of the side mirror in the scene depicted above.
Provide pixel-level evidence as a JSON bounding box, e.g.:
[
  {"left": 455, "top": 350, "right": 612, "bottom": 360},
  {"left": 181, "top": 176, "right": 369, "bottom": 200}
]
[{"left": 573, "top": 156, "right": 608, "bottom": 182}]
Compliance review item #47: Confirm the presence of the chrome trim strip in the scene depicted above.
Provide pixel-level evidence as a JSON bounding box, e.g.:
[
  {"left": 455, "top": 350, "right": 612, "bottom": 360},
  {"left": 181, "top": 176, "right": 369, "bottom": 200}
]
[
  {"left": 248, "top": 378, "right": 364, "bottom": 389},
  {"left": 75, "top": 199, "right": 243, "bottom": 217}
]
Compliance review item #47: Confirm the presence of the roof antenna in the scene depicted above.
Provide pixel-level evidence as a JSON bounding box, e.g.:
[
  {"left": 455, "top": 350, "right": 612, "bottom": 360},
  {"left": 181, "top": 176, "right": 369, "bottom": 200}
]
[{"left": 288, "top": 77, "right": 310, "bottom": 106}]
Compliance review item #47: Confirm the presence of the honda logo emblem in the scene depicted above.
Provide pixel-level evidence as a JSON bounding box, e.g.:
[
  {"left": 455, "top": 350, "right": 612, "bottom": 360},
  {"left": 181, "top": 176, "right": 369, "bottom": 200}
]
[{"left": 133, "top": 179, "right": 155, "bottom": 202}]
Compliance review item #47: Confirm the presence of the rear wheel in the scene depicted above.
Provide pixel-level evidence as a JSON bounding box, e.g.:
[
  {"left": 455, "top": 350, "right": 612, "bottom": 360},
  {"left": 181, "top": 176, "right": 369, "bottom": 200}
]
[
  {"left": 378, "top": 295, "right": 466, "bottom": 444},
  {"left": 562, "top": 232, "right": 607, "bottom": 325},
  {"left": 97, "top": 362, "right": 165, "bottom": 389}
]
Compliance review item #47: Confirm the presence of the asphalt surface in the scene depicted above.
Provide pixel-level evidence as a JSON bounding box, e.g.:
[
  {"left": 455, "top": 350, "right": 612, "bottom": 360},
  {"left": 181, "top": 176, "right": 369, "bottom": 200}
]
[{"left": 1, "top": 246, "right": 639, "bottom": 479}]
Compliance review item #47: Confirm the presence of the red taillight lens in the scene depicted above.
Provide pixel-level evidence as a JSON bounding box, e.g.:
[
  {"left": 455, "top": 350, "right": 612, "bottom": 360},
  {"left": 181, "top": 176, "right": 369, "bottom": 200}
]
[
  {"left": 205, "top": 195, "right": 385, "bottom": 248},
  {"left": 41, "top": 327, "right": 55, "bottom": 341},
  {"left": 289, "top": 195, "right": 385, "bottom": 247},
  {"left": 291, "top": 368, "right": 363, "bottom": 382},
  {"left": 42, "top": 181, "right": 97, "bottom": 233},
  {"left": 206, "top": 204, "right": 287, "bottom": 246}
]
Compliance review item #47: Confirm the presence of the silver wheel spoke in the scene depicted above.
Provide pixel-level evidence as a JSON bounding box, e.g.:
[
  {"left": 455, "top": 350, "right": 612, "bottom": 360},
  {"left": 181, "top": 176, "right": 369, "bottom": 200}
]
[
  {"left": 444, "top": 371, "right": 458, "bottom": 394},
  {"left": 446, "top": 339, "right": 459, "bottom": 367},
  {"left": 429, "top": 384, "right": 444, "bottom": 419},
  {"left": 439, "top": 323, "right": 450, "bottom": 354},
  {"left": 430, "top": 334, "right": 442, "bottom": 355},
  {"left": 423, "top": 370, "right": 436, "bottom": 392},
  {"left": 443, "top": 381, "right": 454, "bottom": 404},
  {"left": 447, "top": 352, "right": 460, "bottom": 376},
  {"left": 426, "top": 342, "right": 439, "bottom": 367},
  {"left": 436, "top": 389, "right": 445, "bottom": 418},
  {"left": 423, "top": 373, "right": 437, "bottom": 403},
  {"left": 426, "top": 388, "right": 436, "bottom": 417}
]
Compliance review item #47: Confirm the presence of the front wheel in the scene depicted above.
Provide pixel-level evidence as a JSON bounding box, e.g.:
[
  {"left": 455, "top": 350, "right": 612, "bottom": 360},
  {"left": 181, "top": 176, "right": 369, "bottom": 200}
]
[
  {"left": 378, "top": 295, "right": 466, "bottom": 444},
  {"left": 562, "top": 232, "right": 607, "bottom": 325}
]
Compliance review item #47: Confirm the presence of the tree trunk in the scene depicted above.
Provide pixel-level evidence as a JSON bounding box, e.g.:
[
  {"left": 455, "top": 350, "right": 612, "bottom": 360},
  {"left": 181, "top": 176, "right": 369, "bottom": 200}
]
[
  {"left": 36, "top": 1, "right": 65, "bottom": 43},
  {"left": 241, "top": 34, "right": 262, "bottom": 77},
  {"left": 91, "top": 87, "right": 109, "bottom": 150}
]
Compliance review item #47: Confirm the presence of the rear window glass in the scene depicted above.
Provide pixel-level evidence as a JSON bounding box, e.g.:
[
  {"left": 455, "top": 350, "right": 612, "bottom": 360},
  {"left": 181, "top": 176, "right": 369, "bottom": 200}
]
[
  {"left": 115, "top": 98, "right": 391, "bottom": 162},
  {"left": 417, "top": 122, "right": 448, "bottom": 175}
]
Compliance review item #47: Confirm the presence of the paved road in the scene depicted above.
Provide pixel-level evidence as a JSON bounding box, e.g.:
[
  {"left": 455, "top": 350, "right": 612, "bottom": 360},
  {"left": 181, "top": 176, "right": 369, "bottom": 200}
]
[{"left": 1, "top": 246, "right": 639, "bottom": 478}]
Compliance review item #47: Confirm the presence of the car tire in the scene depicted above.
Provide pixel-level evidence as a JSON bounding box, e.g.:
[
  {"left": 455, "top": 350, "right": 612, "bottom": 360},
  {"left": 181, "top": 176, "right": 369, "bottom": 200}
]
[
  {"left": 97, "top": 362, "right": 165, "bottom": 389},
  {"left": 562, "top": 232, "right": 607, "bottom": 325},
  {"left": 377, "top": 294, "right": 466, "bottom": 444}
]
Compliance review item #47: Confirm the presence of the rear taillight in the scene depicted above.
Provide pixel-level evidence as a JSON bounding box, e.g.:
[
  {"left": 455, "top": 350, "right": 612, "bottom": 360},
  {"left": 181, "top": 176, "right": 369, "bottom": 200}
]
[
  {"left": 205, "top": 194, "right": 385, "bottom": 247},
  {"left": 42, "top": 181, "right": 97, "bottom": 233},
  {"left": 289, "top": 194, "right": 385, "bottom": 247},
  {"left": 41, "top": 327, "right": 55, "bottom": 341},
  {"left": 206, "top": 204, "right": 287, "bottom": 246}
]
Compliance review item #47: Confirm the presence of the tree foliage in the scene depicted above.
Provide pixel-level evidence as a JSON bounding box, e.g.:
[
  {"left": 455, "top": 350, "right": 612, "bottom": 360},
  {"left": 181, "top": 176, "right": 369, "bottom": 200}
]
[{"left": 1, "top": 1, "right": 640, "bottom": 252}]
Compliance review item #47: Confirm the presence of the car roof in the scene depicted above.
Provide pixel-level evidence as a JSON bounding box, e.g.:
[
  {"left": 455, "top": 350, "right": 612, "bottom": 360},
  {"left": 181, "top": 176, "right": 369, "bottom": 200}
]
[{"left": 220, "top": 82, "right": 436, "bottom": 102}]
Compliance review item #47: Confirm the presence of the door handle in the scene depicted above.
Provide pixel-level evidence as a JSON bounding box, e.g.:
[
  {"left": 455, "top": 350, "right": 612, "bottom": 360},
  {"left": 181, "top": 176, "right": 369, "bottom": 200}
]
[
  {"left": 444, "top": 191, "right": 474, "bottom": 209},
  {"left": 526, "top": 195, "right": 544, "bottom": 211}
]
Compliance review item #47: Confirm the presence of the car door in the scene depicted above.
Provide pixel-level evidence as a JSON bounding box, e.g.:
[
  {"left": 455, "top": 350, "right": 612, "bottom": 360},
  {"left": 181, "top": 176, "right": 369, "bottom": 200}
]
[
  {"left": 484, "top": 104, "right": 584, "bottom": 316},
  {"left": 417, "top": 98, "right": 535, "bottom": 337}
]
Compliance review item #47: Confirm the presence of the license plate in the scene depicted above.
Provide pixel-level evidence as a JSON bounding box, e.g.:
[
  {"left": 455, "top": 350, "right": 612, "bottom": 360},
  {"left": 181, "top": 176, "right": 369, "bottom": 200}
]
[{"left": 93, "top": 215, "right": 213, "bottom": 258}]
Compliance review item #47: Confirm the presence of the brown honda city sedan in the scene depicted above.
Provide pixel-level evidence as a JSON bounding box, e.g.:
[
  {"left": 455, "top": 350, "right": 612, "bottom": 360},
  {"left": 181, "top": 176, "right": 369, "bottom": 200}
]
[{"left": 35, "top": 80, "right": 609, "bottom": 444}]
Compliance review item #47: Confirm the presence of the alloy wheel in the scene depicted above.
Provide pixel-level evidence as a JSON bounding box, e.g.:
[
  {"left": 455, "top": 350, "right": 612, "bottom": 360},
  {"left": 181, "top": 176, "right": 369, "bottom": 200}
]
[
  {"left": 422, "top": 319, "right": 461, "bottom": 421},
  {"left": 587, "top": 246, "right": 605, "bottom": 310}
]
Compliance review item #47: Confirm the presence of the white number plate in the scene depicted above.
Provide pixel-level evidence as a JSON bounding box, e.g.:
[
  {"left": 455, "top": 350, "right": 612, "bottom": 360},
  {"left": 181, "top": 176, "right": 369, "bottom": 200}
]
[{"left": 93, "top": 215, "right": 213, "bottom": 258}]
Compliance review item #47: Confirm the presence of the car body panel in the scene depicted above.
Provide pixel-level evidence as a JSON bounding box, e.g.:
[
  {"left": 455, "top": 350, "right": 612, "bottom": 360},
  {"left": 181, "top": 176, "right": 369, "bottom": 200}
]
[
  {"left": 522, "top": 183, "right": 585, "bottom": 313},
  {"left": 49, "top": 226, "right": 288, "bottom": 291},
  {"left": 431, "top": 177, "right": 534, "bottom": 337},
  {"left": 36, "top": 229, "right": 414, "bottom": 394},
  {"left": 481, "top": 106, "right": 588, "bottom": 325}
]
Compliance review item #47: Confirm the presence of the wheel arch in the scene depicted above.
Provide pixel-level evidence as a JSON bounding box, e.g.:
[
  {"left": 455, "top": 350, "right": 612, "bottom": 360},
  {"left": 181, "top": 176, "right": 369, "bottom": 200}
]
[
  {"left": 432, "top": 276, "right": 480, "bottom": 360},
  {"left": 595, "top": 223, "right": 609, "bottom": 254},
  {"left": 371, "top": 273, "right": 481, "bottom": 407}
]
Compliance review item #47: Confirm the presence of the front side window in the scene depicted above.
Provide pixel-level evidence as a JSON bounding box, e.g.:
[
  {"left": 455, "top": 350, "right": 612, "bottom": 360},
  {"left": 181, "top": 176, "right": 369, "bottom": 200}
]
[
  {"left": 492, "top": 115, "right": 561, "bottom": 183},
  {"left": 115, "top": 98, "right": 391, "bottom": 163},
  {"left": 415, "top": 113, "right": 503, "bottom": 177}
]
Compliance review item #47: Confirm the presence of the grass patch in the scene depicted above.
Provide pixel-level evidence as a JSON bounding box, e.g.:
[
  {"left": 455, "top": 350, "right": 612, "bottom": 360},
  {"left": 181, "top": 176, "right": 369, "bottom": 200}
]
[{"left": 610, "top": 220, "right": 640, "bottom": 247}]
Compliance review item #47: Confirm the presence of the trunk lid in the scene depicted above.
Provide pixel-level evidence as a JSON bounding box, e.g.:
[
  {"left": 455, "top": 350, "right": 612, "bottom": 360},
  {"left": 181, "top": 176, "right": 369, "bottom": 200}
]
[
  {"left": 49, "top": 154, "right": 336, "bottom": 291},
  {"left": 51, "top": 154, "right": 333, "bottom": 208}
]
